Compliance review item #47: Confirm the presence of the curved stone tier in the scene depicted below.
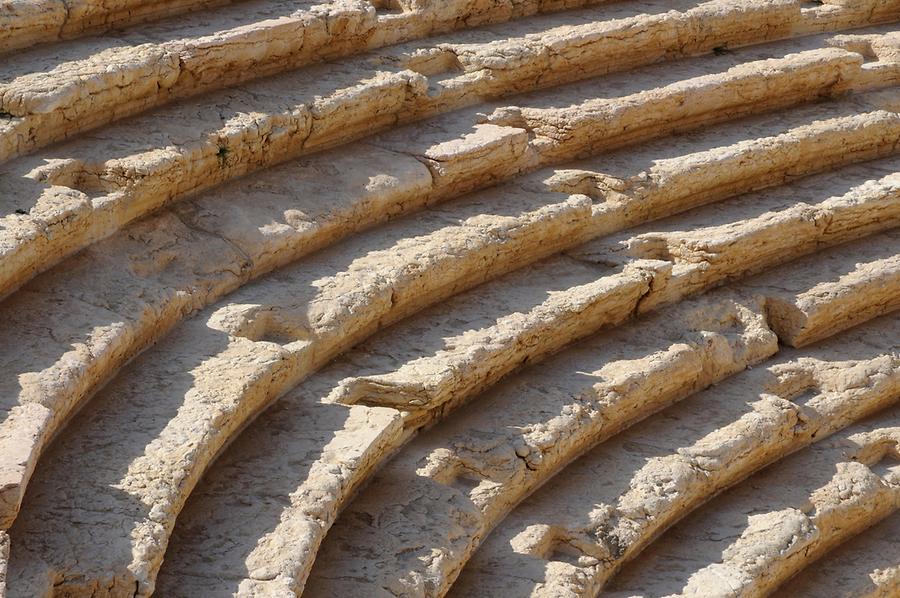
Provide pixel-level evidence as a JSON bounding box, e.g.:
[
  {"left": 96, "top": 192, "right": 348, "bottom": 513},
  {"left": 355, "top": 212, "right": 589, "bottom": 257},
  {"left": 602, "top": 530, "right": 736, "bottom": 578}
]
[{"left": 1, "top": 1, "right": 898, "bottom": 596}]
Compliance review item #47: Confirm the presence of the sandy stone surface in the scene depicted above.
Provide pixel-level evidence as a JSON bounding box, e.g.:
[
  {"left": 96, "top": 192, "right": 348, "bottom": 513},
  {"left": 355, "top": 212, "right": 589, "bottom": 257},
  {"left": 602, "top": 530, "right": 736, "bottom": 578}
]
[
  {"left": 6, "top": 0, "right": 895, "bottom": 160},
  {"left": 300, "top": 234, "right": 899, "bottom": 598},
  {"left": 605, "top": 406, "right": 900, "bottom": 597},
  {"left": 774, "top": 510, "right": 900, "bottom": 597},
  {"left": 2, "top": 17, "right": 900, "bottom": 297},
  {"left": 1, "top": 1, "right": 898, "bottom": 596},
  {"left": 4, "top": 57, "right": 899, "bottom": 545},
  {"left": 453, "top": 315, "right": 900, "bottom": 596}
]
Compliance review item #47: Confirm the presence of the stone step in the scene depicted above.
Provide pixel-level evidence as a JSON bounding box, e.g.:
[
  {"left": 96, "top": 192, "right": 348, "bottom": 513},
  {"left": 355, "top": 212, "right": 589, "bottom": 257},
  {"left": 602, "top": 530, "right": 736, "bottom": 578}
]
[
  {"left": 0, "top": 2, "right": 897, "bottom": 596},
  {"left": 450, "top": 314, "right": 899, "bottom": 597},
  {"left": 772, "top": 510, "right": 900, "bottom": 597},
  {"left": 4, "top": 21, "right": 895, "bottom": 299},
  {"left": 1, "top": 94, "right": 897, "bottom": 571},
  {"left": 161, "top": 224, "right": 896, "bottom": 595},
  {"left": 0, "top": 0, "right": 235, "bottom": 54},
  {"left": 0, "top": 251, "right": 657, "bottom": 595},
  {"left": 296, "top": 232, "right": 900, "bottom": 597},
  {"left": 8, "top": 0, "right": 900, "bottom": 61},
  {"left": 543, "top": 90, "right": 900, "bottom": 235},
  {"left": 328, "top": 187, "right": 900, "bottom": 417},
  {"left": 0, "top": 174, "right": 588, "bottom": 529},
  {"left": 745, "top": 229, "right": 900, "bottom": 347},
  {"left": 3, "top": 75, "right": 895, "bottom": 537},
  {"left": 160, "top": 292, "right": 780, "bottom": 597},
  {"left": 4, "top": 0, "right": 894, "bottom": 161},
  {"left": 572, "top": 158, "right": 900, "bottom": 314},
  {"left": 603, "top": 405, "right": 900, "bottom": 597}
]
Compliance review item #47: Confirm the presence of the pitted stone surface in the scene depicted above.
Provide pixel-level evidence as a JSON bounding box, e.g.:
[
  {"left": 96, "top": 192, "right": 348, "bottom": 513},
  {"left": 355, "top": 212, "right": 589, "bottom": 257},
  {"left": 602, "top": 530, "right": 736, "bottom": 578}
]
[
  {"left": 1, "top": 1, "right": 899, "bottom": 596},
  {"left": 605, "top": 406, "right": 900, "bottom": 597},
  {"left": 301, "top": 234, "right": 900, "bottom": 598},
  {"left": 452, "top": 315, "right": 900, "bottom": 597}
]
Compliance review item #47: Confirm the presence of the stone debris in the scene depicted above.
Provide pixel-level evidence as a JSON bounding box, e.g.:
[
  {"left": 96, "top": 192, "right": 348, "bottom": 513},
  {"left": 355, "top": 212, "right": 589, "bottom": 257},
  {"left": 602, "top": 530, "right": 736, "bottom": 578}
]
[{"left": 0, "top": 0, "right": 898, "bottom": 596}]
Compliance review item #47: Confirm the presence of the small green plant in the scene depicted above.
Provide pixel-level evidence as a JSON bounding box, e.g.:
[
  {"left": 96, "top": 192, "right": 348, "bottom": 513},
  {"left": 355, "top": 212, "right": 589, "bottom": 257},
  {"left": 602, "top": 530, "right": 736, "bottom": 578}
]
[{"left": 216, "top": 145, "right": 230, "bottom": 167}]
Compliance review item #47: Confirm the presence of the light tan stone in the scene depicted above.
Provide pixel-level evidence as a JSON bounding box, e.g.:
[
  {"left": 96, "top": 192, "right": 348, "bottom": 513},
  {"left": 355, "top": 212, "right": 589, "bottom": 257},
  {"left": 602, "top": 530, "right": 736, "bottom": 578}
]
[
  {"left": 299, "top": 233, "right": 900, "bottom": 598},
  {"left": 1, "top": 3, "right": 899, "bottom": 595},
  {"left": 573, "top": 158, "right": 900, "bottom": 312},
  {"left": 748, "top": 229, "right": 900, "bottom": 346},
  {"left": 301, "top": 293, "right": 777, "bottom": 597},
  {"left": 7, "top": 0, "right": 894, "bottom": 161},
  {"left": 773, "top": 510, "right": 900, "bottom": 597},
  {"left": 1, "top": 48, "right": 896, "bottom": 301},
  {"left": 3, "top": 31, "right": 897, "bottom": 298},
  {"left": 0, "top": 530, "right": 7, "bottom": 597},
  {"left": 163, "top": 291, "right": 779, "bottom": 597},
  {"left": 452, "top": 315, "right": 900, "bottom": 597},
  {"left": 0, "top": 0, "right": 233, "bottom": 54},
  {"left": 0, "top": 176, "right": 588, "bottom": 538},
  {"left": 604, "top": 406, "right": 900, "bottom": 598},
  {"left": 4, "top": 66, "right": 897, "bottom": 540}
]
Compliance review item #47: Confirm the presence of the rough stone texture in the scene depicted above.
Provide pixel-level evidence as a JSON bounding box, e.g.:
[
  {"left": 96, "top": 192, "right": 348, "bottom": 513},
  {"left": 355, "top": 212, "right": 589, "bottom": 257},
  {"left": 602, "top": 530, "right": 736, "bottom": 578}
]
[
  {"left": 1, "top": 1, "right": 899, "bottom": 596},
  {"left": 0, "top": 530, "right": 7, "bottom": 596},
  {"left": 10, "top": 198, "right": 897, "bottom": 597},
  {"left": 773, "top": 511, "right": 900, "bottom": 597},
  {"left": 4, "top": 23, "right": 897, "bottom": 298},
  {"left": 0, "top": 0, "right": 234, "bottom": 54},
  {"left": 573, "top": 158, "right": 900, "bottom": 312},
  {"left": 2, "top": 252, "right": 651, "bottom": 597},
  {"left": 452, "top": 315, "right": 900, "bottom": 597},
  {"left": 5, "top": 0, "right": 896, "bottom": 160},
  {"left": 604, "top": 406, "right": 900, "bottom": 598},
  {"left": 169, "top": 292, "right": 774, "bottom": 595},
  {"left": 5, "top": 63, "right": 898, "bottom": 541},
  {"left": 157, "top": 166, "right": 893, "bottom": 594},
  {"left": 748, "top": 229, "right": 900, "bottom": 346},
  {"left": 298, "top": 233, "right": 899, "bottom": 598}
]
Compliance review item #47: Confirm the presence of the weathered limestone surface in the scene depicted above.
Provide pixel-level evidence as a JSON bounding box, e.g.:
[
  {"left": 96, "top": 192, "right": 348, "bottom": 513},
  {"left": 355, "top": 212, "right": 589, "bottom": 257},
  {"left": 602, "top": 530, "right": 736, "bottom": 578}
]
[
  {"left": 0, "top": 177, "right": 587, "bottom": 538},
  {"left": 604, "top": 406, "right": 900, "bottom": 598},
  {"left": 186, "top": 293, "right": 776, "bottom": 598},
  {"left": 747, "top": 229, "right": 900, "bottom": 346},
  {"left": 4, "top": 24, "right": 895, "bottom": 299},
  {"left": 17, "top": 198, "right": 894, "bottom": 596},
  {"left": 0, "top": 530, "right": 7, "bottom": 596},
  {"left": 573, "top": 158, "right": 900, "bottom": 312},
  {"left": 4, "top": 69, "right": 898, "bottom": 538},
  {"left": 544, "top": 91, "right": 900, "bottom": 235},
  {"left": 452, "top": 315, "right": 900, "bottom": 597},
  {"left": 0, "top": 0, "right": 628, "bottom": 58},
  {"left": 2, "top": 248, "right": 657, "bottom": 596},
  {"left": 0, "top": 0, "right": 234, "bottom": 54},
  {"left": 0, "top": 0, "right": 797, "bottom": 161},
  {"left": 773, "top": 511, "right": 900, "bottom": 597},
  {"left": 0, "top": 212, "right": 251, "bottom": 530},
  {"left": 154, "top": 175, "right": 896, "bottom": 596},
  {"left": 299, "top": 233, "right": 900, "bottom": 598},
  {"left": 5, "top": 0, "right": 896, "bottom": 160},
  {"left": 163, "top": 400, "right": 405, "bottom": 597},
  {"left": 1, "top": 0, "right": 899, "bottom": 595}
]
